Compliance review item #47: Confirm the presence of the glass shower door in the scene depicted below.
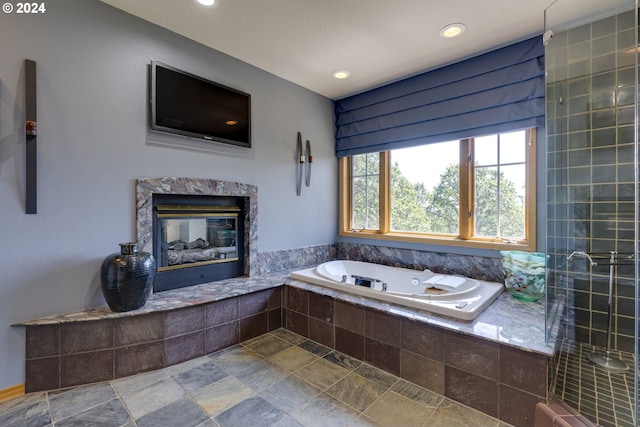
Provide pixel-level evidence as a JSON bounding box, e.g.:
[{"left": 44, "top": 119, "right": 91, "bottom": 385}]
[{"left": 544, "top": 1, "right": 639, "bottom": 426}]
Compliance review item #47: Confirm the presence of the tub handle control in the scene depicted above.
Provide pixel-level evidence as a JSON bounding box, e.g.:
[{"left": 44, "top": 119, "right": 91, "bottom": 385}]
[
  {"left": 381, "top": 283, "right": 388, "bottom": 292},
  {"left": 455, "top": 302, "right": 467, "bottom": 309},
  {"left": 351, "top": 274, "right": 381, "bottom": 288},
  {"left": 341, "top": 275, "right": 347, "bottom": 283}
]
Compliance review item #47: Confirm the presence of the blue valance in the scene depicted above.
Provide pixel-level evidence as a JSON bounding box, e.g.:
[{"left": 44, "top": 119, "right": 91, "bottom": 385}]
[{"left": 335, "top": 36, "right": 545, "bottom": 157}]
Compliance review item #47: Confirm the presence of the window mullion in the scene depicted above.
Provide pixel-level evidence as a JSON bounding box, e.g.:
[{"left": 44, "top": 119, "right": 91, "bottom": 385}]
[
  {"left": 496, "top": 135, "right": 501, "bottom": 238},
  {"left": 339, "top": 157, "right": 352, "bottom": 233},
  {"left": 379, "top": 151, "right": 391, "bottom": 234},
  {"left": 459, "top": 139, "right": 473, "bottom": 240},
  {"left": 525, "top": 128, "right": 537, "bottom": 247}
]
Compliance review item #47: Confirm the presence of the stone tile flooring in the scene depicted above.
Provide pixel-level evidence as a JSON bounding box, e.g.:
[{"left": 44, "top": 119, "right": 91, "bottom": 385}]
[{"left": 1, "top": 329, "right": 513, "bottom": 427}]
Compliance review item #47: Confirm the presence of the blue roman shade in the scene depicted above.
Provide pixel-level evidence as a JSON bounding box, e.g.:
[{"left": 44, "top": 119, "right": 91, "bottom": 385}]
[{"left": 335, "top": 36, "right": 545, "bottom": 157}]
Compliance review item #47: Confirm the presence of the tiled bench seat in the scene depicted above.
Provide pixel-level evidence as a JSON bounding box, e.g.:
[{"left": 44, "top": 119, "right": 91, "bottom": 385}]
[{"left": 15, "top": 273, "right": 289, "bottom": 393}]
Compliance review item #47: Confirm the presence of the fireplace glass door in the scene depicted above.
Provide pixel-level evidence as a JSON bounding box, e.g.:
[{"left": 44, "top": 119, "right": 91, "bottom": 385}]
[{"left": 157, "top": 206, "right": 239, "bottom": 271}]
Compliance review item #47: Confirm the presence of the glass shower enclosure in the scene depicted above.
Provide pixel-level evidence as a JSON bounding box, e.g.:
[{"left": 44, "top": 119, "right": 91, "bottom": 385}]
[{"left": 544, "top": 1, "right": 638, "bottom": 426}]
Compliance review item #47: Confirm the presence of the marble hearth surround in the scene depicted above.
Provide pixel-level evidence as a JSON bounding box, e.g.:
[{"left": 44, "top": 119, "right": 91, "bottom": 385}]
[{"left": 135, "top": 177, "right": 258, "bottom": 277}]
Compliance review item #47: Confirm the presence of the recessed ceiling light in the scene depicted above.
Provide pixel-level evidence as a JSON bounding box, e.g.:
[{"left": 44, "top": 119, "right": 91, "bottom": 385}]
[
  {"left": 440, "top": 23, "right": 465, "bottom": 38},
  {"left": 332, "top": 70, "right": 351, "bottom": 79},
  {"left": 225, "top": 120, "right": 237, "bottom": 126},
  {"left": 196, "top": 0, "right": 217, "bottom": 6}
]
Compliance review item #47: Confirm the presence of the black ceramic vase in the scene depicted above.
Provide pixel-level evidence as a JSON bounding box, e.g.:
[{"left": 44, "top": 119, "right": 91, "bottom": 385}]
[{"left": 100, "top": 242, "right": 155, "bottom": 312}]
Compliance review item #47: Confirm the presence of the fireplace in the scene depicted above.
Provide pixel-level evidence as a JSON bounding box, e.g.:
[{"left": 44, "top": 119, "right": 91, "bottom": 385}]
[
  {"left": 136, "top": 177, "right": 258, "bottom": 292},
  {"left": 152, "top": 194, "right": 246, "bottom": 291}
]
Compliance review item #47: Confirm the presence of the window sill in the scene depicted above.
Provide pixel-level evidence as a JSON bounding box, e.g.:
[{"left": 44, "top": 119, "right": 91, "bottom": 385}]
[{"left": 339, "top": 230, "right": 535, "bottom": 252}]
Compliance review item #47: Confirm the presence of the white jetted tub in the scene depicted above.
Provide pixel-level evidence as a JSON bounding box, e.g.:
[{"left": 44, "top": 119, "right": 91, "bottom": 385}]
[{"left": 291, "top": 260, "right": 504, "bottom": 321}]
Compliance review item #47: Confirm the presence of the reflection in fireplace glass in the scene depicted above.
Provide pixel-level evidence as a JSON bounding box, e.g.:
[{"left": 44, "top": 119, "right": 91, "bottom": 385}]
[{"left": 158, "top": 212, "right": 238, "bottom": 270}]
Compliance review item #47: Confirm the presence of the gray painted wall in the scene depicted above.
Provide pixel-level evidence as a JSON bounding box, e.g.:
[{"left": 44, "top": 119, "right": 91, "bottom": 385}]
[{"left": 0, "top": 0, "right": 336, "bottom": 389}]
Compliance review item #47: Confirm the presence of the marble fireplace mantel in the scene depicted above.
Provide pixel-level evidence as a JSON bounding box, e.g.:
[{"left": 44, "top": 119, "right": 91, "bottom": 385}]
[{"left": 135, "top": 177, "right": 258, "bottom": 277}]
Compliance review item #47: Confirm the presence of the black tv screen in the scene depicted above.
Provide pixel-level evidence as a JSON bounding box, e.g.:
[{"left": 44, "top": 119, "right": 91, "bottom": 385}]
[{"left": 150, "top": 61, "right": 251, "bottom": 148}]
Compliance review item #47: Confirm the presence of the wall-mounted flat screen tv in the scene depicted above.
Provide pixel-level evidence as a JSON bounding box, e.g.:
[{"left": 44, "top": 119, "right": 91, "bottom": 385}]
[{"left": 150, "top": 61, "right": 251, "bottom": 148}]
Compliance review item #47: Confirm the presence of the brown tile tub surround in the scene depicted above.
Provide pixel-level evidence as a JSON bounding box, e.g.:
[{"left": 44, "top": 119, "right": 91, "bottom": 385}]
[
  {"left": 284, "top": 285, "right": 550, "bottom": 427},
  {"left": 24, "top": 287, "right": 282, "bottom": 393},
  {"left": 20, "top": 272, "right": 551, "bottom": 426}
]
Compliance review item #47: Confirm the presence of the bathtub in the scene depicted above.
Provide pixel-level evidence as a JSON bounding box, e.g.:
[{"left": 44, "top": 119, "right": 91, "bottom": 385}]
[{"left": 290, "top": 260, "right": 504, "bottom": 321}]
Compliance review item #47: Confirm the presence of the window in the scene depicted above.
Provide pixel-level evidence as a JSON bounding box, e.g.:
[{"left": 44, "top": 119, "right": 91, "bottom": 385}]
[
  {"left": 473, "top": 131, "right": 527, "bottom": 239},
  {"left": 352, "top": 153, "right": 380, "bottom": 230},
  {"left": 391, "top": 140, "right": 460, "bottom": 235},
  {"left": 339, "top": 128, "right": 536, "bottom": 250}
]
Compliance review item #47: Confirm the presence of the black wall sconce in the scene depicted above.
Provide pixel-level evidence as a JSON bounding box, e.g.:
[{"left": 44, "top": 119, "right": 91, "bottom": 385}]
[
  {"left": 295, "top": 132, "right": 313, "bottom": 196},
  {"left": 25, "top": 59, "right": 37, "bottom": 214}
]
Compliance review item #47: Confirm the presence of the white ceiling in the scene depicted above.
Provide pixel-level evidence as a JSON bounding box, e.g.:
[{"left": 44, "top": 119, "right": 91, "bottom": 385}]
[{"left": 98, "top": 0, "right": 617, "bottom": 99}]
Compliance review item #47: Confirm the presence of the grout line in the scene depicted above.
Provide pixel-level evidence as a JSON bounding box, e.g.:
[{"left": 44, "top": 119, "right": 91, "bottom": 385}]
[
  {"left": 551, "top": 339, "right": 562, "bottom": 395},
  {"left": 560, "top": 339, "right": 570, "bottom": 400},
  {"left": 605, "top": 361, "right": 618, "bottom": 427},
  {"left": 588, "top": 344, "right": 600, "bottom": 423},
  {"left": 114, "top": 391, "right": 137, "bottom": 427},
  {"left": 45, "top": 390, "right": 54, "bottom": 426},
  {"left": 620, "top": 354, "right": 635, "bottom": 425},
  {"left": 577, "top": 343, "right": 583, "bottom": 414}
]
